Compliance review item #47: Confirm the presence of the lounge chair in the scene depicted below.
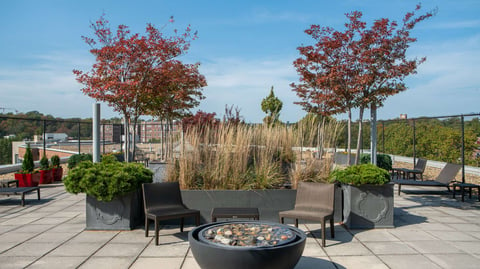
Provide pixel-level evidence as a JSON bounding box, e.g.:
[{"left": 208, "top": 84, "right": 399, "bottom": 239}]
[
  {"left": 394, "top": 163, "right": 461, "bottom": 195},
  {"left": 392, "top": 158, "right": 427, "bottom": 180},
  {"left": 279, "top": 182, "right": 335, "bottom": 247},
  {"left": 142, "top": 182, "right": 200, "bottom": 245}
]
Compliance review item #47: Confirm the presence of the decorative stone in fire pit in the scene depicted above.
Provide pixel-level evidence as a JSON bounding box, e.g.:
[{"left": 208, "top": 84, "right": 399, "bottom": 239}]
[{"left": 189, "top": 221, "right": 306, "bottom": 269}]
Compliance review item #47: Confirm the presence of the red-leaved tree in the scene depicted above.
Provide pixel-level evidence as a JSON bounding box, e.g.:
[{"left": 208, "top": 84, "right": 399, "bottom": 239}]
[
  {"left": 292, "top": 4, "right": 434, "bottom": 164},
  {"left": 73, "top": 15, "right": 206, "bottom": 162}
]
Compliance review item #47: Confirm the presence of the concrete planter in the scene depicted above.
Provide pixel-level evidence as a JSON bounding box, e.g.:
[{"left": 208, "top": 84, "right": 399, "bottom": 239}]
[
  {"left": 181, "top": 187, "right": 343, "bottom": 224},
  {"left": 341, "top": 183, "right": 394, "bottom": 229},
  {"left": 86, "top": 189, "right": 143, "bottom": 230}
]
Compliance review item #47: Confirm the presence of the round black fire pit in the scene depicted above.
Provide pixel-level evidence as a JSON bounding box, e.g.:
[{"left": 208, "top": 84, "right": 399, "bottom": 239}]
[{"left": 188, "top": 221, "right": 306, "bottom": 269}]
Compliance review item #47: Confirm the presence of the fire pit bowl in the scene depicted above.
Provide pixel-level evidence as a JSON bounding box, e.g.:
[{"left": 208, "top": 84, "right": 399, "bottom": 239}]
[{"left": 188, "top": 221, "right": 306, "bottom": 269}]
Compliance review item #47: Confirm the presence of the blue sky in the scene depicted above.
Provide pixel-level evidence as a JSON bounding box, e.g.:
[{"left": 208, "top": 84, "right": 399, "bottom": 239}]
[{"left": 1, "top": 0, "right": 479, "bottom": 123}]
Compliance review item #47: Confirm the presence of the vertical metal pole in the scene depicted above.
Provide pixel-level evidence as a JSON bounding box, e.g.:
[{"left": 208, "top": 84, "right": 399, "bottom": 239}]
[
  {"left": 78, "top": 122, "right": 81, "bottom": 154},
  {"left": 461, "top": 115, "right": 465, "bottom": 183},
  {"left": 43, "top": 120, "right": 46, "bottom": 157},
  {"left": 412, "top": 119, "right": 416, "bottom": 164},
  {"left": 382, "top": 121, "right": 385, "bottom": 153},
  {"left": 102, "top": 124, "right": 106, "bottom": 154},
  {"left": 93, "top": 103, "right": 100, "bottom": 163}
]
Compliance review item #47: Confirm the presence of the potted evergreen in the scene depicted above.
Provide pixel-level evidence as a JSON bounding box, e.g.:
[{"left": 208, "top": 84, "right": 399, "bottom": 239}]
[
  {"left": 329, "top": 163, "right": 393, "bottom": 229},
  {"left": 63, "top": 155, "right": 153, "bottom": 230},
  {"left": 51, "top": 155, "right": 63, "bottom": 181},
  {"left": 14, "top": 143, "right": 40, "bottom": 187},
  {"left": 39, "top": 155, "right": 53, "bottom": 184}
]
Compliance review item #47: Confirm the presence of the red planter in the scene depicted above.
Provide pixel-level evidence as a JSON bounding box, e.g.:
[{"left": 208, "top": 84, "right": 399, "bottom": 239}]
[
  {"left": 39, "top": 169, "right": 53, "bottom": 184},
  {"left": 14, "top": 173, "right": 41, "bottom": 187},
  {"left": 52, "top": 167, "right": 64, "bottom": 181}
]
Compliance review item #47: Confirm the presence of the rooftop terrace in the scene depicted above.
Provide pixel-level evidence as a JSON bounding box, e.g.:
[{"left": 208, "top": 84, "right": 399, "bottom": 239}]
[{"left": 0, "top": 183, "right": 479, "bottom": 269}]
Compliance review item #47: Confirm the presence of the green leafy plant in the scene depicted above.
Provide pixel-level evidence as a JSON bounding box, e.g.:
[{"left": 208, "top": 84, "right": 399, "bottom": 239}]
[
  {"left": 63, "top": 156, "right": 153, "bottom": 201},
  {"left": 21, "top": 143, "right": 35, "bottom": 173},
  {"left": 360, "top": 153, "right": 392, "bottom": 171},
  {"left": 67, "top": 153, "right": 93, "bottom": 169},
  {"left": 329, "top": 163, "right": 390, "bottom": 186},
  {"left": 40, "top": 155, "right": 50, "bottom": 170},
  {"left": 51, "top": 155, "right": 60, "bottom": 168}
]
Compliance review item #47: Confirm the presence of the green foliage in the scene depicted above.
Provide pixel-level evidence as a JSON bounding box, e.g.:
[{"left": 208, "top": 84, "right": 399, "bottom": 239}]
[
  {"left": 261, "top": 86, "right": 283, "bottom": 125},
  {"left": 40, "top": 155, "right": 50, "bottom": 170},
  {"left": 21, "top": 143, "right": 35, "bottom": 173},
  {"left": 380, "top": 119, "right": 478, "bottom": 165},
  {"left": 0, "top": 138, "right": 13, "bottom": 165},
  {"left": 63, "top": 157, "right": 153, "bottom": 201},
  {"left": 329, "top": 164, "right": 390, "bottom": 185},
  {"left": 51, "top": 155, "right": 60, "bottom": 168},
  {"left": 360, "top": 153, "right": 392, "bottom": 171},
  {"left": 67, "top": 153, "right": 93, "bottom": 169}
]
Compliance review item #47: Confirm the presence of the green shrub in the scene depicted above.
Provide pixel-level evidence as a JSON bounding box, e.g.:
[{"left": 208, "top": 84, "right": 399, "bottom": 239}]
[
  {"left": 67, "top": 153, "right": 93, "bottom": 169},
  {"left": 51, "top": 155, "right": 60, "bottom": 168},
  {"left": 329, "top": 163, "right": 390, "bottom": 186},
  {"left": 21, "top": 143, "right": 35, "bottom": 173},
  {"left": 63, "top": 156, "right": 153, "bottom": 201},
  {"left": 40, "top": 155, "right": 50, "bottom": 170},
  {"left": 360, "top": 153, "right": 392, "bottom": 171}
]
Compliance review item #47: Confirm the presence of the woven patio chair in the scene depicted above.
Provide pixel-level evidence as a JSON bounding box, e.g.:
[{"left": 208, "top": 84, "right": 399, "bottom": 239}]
[
  {"left": 142, "top": 182, "right": 200, "bottom": 245},
  {"left": 279, "top": 182, "right": 335, "bottom": 247}
]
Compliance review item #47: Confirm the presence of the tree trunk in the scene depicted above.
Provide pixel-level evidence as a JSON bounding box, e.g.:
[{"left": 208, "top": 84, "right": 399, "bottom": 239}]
[
  {"left": 355, "top": 107, "right": 364, "bottom": 165},
  {"left": 370, "top": 103, "right": 377, "bottom": 166},
  {"left": 123, "top": 117, "right": 130, "bottom": 163},
  {"left": 347, "top": 109, "right": 352, "bottom": 165}
]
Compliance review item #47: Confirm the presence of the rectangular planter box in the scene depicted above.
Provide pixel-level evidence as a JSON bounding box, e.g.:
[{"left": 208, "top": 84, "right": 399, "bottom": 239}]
[
  {"left": 86, "top": 189, "right": 143, "bottom": 230},
  {"left": 181, "top": 186, "right": 343, "bottom": 224},
  {"left": 15, "top": 173, "right": 40, "bottom": 187},
  {"left": 341, "top": 183, "right": 394, "bottom": 229}
]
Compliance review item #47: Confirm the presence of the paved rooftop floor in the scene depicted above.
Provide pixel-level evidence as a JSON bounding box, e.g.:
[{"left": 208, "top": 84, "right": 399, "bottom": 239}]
[{"left": 1, "top": 183, "right": 480, "bottom": 269}]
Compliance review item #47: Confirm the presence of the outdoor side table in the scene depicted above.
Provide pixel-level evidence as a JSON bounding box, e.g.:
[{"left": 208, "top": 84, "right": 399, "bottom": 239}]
[
  {"left": 452, "top": 183, "right": 480, "bottom": 202},
  {"left": 211, "top": 207, "right": 260, "bottom": 222}
]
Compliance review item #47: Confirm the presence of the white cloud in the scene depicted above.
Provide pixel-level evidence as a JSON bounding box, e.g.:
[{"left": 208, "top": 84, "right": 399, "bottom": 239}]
[
  {"left": 0, "top": 51, "right": 120, "bottom": 119},
  {"left": 197, "top": 57, "right": 306, "bottom": 123}
]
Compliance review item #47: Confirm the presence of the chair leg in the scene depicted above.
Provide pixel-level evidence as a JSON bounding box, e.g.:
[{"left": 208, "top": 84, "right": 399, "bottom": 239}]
[
  {"left": 280, "top": 217, "right": 284, "bottom": 224},
  {"left": 321, "top": 219, "right": 326, "bottom": 247},
  {"left": 330, "top": 218, "right": 335, "bottom": 238},
  {"left": 145, "top": 217, "right": 149, "bottom": 237},
  {"left": 180, "top": 217, "right": 184, "bottom": 232},
  {"left": 154, "top": 218, "right": 159, "bottom": 246},
  {"left": 295, "top": 219, "right": 298, "bottom": 228}
]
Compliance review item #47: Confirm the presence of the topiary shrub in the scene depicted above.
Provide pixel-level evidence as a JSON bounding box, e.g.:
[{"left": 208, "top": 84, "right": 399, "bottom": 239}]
[
  {"left": 329, "top": 163, "right": 390, "bottom": 186},
  {"left": 21, "top": 143, "right": 35, "bottom": 173},
  {"left": 51, "top": 155, "right": 60, "bottom": 168},
  {"left": 360, "top": 153, "right": 392, "bottom": 171},
  {"left": 40, "top": 155, "right": 50, "bottom": 170},
  {"left": 67, "top": 153, "right": 93, "bottom": 169},
  {"left": 63, "top": 156, "right": 153, "bottom": 201}
]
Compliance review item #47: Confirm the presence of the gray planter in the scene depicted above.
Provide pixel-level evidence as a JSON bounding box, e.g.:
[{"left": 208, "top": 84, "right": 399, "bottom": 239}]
[
  {"left": 181, "top": 187, "right": 344, "bottom": 224},
  {"left": 341, "top": 183, "right": 394, "bottom": 229},
  {"left": 86, "top": 189, "right": 143, "bottom": 230}
]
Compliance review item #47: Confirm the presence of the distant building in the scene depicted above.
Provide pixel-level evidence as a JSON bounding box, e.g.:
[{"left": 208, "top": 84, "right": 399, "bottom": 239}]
[{"left": 33, "top": 133, "right": 68, "bottom": 142}]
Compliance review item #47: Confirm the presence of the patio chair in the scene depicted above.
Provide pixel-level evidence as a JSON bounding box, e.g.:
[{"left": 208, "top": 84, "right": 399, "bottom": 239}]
[
  {"left": 279, "top": 182, "right": 335, "bottom": 247},
  {"left": 142, "top": 182, "right": 200, "bottom": 245},
  {"left": 391, "top": 158, "right": 427, "bottom": 180},
  {"left": 402, "top": 158, "right": 427, "bottom": 180},
  {"left": 394, "top": 163, "right": 461, "bottom": 195}
]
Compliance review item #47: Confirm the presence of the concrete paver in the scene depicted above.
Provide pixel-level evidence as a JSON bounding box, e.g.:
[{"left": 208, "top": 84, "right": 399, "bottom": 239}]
[{"left": 0, "top": 183, "right": 479, "bottom": 268}]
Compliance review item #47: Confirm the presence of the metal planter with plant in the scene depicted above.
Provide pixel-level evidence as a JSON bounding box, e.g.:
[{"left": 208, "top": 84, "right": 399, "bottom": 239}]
[
  {"left": 64, "top": 155, "right": 153, "bottom": 230},
  {"left": 329, "top": 163, "right": 394, "bottom": 229}
]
